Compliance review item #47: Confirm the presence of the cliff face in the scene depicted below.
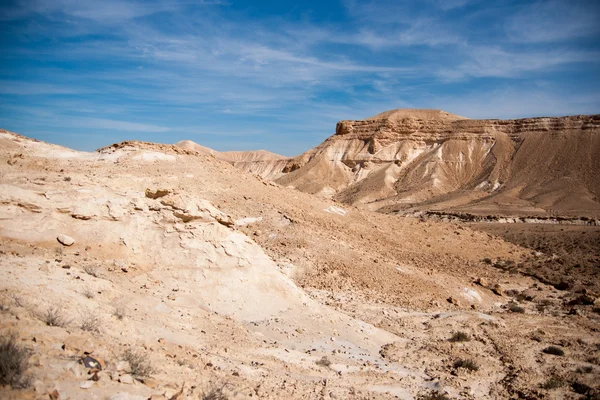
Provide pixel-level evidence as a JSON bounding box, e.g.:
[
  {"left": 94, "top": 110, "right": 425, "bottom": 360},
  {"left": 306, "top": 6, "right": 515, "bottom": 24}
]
[{"left": 274, "top": 110, "right": 600, "bottom": 217}]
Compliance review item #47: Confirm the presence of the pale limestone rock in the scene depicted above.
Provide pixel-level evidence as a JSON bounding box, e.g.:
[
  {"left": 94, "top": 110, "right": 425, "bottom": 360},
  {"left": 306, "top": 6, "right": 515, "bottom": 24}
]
[{"left": 57, "top": 234, "right": 74, "bottom": 246}]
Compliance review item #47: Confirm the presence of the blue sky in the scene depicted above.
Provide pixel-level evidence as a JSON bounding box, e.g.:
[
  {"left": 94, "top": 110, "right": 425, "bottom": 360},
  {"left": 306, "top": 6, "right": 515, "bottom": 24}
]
[{"left": 1, "top": 0, "right": 599, "bottom": 155}]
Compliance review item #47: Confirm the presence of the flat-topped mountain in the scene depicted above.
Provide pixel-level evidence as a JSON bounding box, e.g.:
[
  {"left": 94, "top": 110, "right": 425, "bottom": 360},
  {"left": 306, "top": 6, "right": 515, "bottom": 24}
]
[{"left": 268, "top": 109, "right": 600, "bottom": 218}]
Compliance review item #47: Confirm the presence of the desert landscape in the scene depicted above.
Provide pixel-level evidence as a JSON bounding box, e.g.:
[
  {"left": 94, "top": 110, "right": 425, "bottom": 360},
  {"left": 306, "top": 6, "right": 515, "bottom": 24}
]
[{"left": 1, "top": 108, "right": 599, "bottom": 399}]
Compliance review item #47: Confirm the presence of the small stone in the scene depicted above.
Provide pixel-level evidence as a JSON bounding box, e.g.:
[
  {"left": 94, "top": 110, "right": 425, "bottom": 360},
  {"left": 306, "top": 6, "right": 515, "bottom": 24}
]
[
  {"left": 145, "top": 189, "right": 170, "bottom": 199},
  {"left": 141, "top": 377, "right": 159, "bottom": 388},
  {"left": 447, "top": 297, "right": 460, "bottom": 306},
  {"left": 57, "top": 234, "right": 75, "bottom": 246},
  {"left": 64, "top": 335, "right": 95, "bottom": 353},
  {"left": 119, "top": 374, "right": 134, "bottom": 384},
  {"left": 116, "top": 361, "right": 131, "bottom": 372},
  {"left": 475, "top": 278, "right": 488, "bottom": 287},
  {"left": 33, "top": 380, "right": 47, "bottom": 393},
  {"left": 492, "top": 284, "right": 503, "bottom": 296},
  {"left": 65, "top": 361, "right": 86, "bottom": 378},
  {"left": 80, "top": 381, "right": 94, "bottom": 389}
]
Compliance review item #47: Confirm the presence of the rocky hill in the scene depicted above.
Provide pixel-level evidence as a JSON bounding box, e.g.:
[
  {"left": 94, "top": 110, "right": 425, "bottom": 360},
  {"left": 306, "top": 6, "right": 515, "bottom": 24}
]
[
  {"left": 271, "top": 110, "right": 600, "bottom": 218},
  {"left": 175, "top": 140, "right": 289, "bottom": 180}
]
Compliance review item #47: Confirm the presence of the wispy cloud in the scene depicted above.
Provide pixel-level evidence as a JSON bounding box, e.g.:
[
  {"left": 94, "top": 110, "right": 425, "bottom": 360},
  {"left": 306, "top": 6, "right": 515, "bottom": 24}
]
[
  {"left": 438, "top": 47, "right": 600, "bottom": 79},
  {"left": 505, "top": 0, "right": 600, "bottom": 43}
]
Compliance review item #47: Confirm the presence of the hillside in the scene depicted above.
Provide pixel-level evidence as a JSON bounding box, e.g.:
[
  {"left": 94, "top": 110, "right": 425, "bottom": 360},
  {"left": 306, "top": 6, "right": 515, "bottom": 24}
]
[
  {"left": 1, "top": 129, "right": 599, "bottom": 399},
  {"left": 269, "top": 110, "right": 600, "bottom": 218}
]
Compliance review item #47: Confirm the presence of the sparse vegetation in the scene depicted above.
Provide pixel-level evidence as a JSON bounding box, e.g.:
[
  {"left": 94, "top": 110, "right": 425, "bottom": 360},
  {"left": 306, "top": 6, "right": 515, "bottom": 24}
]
[
  {"left": 541, "top": 376, "right": 565, "bottom": 389},
  {"left": 80, "top": 313, "right": 101, "bottom": 333},
  {"left": 508, "top": 302, "right": 525, "bottom": 313},
  {"left": 8, "top": 293, "right": 24, "bottom": 308},
  {"left": 417, "top": 391, "right": 451, "bottom": 400},
  {"left": 123, "top": 348, "right": 154, "bottom": 377},
  {"left": 315, "top": 356, "right": 332, "bottom": 367},
  {"left": 41, "top": 306, "right": 68, "bottom": 327},
  {"left": 449, "top": 331, "right": 471, "bottom": 342},
  {"left": 113, "top": 306, "right": 126, "bottom": 320},
  {"left": 0, "top": 331, "right": 32, "bottom": 388},
  {"left": 543, "top": 346, "right": 565, "bottom": 356},
  {"left": 82, "top": 288, "right": 95, "bottom": 299},
  {"left": 453, "top": 358, "right": 479, "bottom": 371},
  {"left": 571, "top": 381, "right": 592, "bottom": 395},
  {"left": 203, "top": 384, "right": 228, "bottom": 400},
  {"left": 82, "top": 265, "right": 98, "bottom": 277}
]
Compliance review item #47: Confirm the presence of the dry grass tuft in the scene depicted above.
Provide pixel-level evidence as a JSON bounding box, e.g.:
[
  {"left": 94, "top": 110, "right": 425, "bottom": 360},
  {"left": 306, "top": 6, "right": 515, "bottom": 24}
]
[
  {"left": 449, "top": 331, "right": 471, "bottom": 342},
  {"left": 123, "top": 348, "right": 154, "bottom": 378},
  {"left": 0, "top": 331, "right": 32, "bottom": 388},
  {"left": 453, "top": 358, "right": 479, "bottom": 372},
  {"left": 508, "top": 302, "right": 525, "bottom": 313},
  {"left": 80, "top": 313, "right": 101, "bottom": 333},
  {"left": 82, "top": 265, "right": 98, "bottom": 277},
  {"left": 541, "top": 376, "right": 564, "bottom": 389},
  {"left": 203, "top": 384, "right": 228, "bottom": 400},
  {"left": 113, "top": 306, "right": 126, "bottom": 320},
  {"left": 417, "top": 391, "right": 451, "bottom": 400},
  {"left": 41, "top": 306, "right": 68, "bottom": 327}
]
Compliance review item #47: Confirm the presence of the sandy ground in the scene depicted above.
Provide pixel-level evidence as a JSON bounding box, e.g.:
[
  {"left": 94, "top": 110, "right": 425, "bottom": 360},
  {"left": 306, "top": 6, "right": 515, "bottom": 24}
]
[{"left": 0, "top": 130, "right": 599, "bottom": 399}]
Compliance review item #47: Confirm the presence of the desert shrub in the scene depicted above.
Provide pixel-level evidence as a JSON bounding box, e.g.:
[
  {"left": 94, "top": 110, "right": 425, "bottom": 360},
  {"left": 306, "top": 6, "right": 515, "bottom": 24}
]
[
  {"left": 41, "top": 306, "right": 68, "bottom": 327},
  {"left": 449, "top": 331, "right": 471, "bottom": 342},
  {"left": 453, "top": 358, "right": 479, "bottom": 371},
  {"left": 123, "top": 349, "right": 154, "bottom": 377},
  {"left": 417, "top": 391, "right": 451, "bottom": 400},
  {"left": 0, "top": 332, "right": 32, "bottom": 388},
  {"left": 541, "top": 376, "right": 564, "bottom": 389},
  {"left": 80, "top": 314, "right": 101, "bottom": 333},
  {"left": 543, "top": 346, "right": 565, "bottom": 356},
  {"left": 113, "top": 306, "right": 126, "bottom": 320},
  {"left": 315, "top": 356, "right": 331, "bottom": 367},
  {"left": 482, "top": 258, "right": 492, "bottom": 265},
  {"left": 82, "top": 265, "right": 97, "bottom": 277},
  {"left": 203, "top": 385, "right": 228, "bottom": 400},
  {"left": 508, "top": 302, "right": 525, "bottom": 313},
  {"left": 571, "top": 381, "right": 592, "bottom": 395},
  {"left": 8, "top": 293, "right": 24, "bottom": 308}
]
